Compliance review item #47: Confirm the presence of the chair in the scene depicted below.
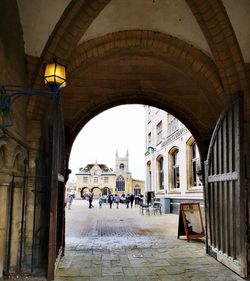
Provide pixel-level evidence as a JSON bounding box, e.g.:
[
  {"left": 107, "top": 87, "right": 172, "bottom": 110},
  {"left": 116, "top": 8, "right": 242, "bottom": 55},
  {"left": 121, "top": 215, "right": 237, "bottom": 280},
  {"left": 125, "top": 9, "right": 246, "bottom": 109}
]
[
  {"left": 140, "top": 203, "right": 150, "bottom": 215},
  {"left": 151, "top": 202, "right": 162, "bottom": 215}
]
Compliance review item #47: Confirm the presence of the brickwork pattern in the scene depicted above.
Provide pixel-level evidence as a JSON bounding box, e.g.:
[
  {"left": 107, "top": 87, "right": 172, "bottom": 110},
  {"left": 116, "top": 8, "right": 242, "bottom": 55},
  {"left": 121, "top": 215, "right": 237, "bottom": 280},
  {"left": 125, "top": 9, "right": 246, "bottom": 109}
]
[{"left": 27, "top": 0, "right": 248, "bottom": 158}]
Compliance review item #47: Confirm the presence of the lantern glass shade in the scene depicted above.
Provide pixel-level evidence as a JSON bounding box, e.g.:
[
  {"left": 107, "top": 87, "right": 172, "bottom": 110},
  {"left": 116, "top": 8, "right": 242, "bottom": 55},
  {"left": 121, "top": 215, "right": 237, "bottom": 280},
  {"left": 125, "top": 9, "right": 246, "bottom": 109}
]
[{"left": 44, "top": 62, "right": 66, "bottom": 88}]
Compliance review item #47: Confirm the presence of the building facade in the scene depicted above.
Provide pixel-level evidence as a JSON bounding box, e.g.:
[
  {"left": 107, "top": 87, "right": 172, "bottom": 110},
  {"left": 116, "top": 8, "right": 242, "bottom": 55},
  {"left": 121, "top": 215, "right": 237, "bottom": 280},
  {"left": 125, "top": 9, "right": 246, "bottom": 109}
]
[
  {"left": 145, "top": 106, "right": 203, "bottom": 213},
  {"left": 0, "top": 1, "right": 249, "bottom": 279},
  {"left": 76, "top": 151, "right": 145, "bottom": 199}
]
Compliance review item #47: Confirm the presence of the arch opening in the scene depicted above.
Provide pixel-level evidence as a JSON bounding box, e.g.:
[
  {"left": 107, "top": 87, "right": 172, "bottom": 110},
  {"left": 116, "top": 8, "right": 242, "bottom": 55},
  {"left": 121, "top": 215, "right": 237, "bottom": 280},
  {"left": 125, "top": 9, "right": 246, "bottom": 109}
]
[{"left": 62, "top": 103, "right": 206, "bottom": 280}]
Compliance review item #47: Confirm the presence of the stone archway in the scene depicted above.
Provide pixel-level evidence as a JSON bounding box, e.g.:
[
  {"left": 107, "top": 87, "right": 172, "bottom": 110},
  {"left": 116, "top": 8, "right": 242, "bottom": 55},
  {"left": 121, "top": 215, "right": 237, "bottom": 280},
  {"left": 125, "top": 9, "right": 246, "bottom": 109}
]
[
  {"left": 101, "top": 187, "right": 110, "bottom": 196},
  {"left": 20, "top": 23, "right": 250, "bottom": 280},
  {"left": 80, "top": 187, "right": 89, "bottom": 198},
  {"left": 91, "top": 187, "right": 102, "bottom": 199},
  {"left": 1, "top": 1, "right": 249, "bottom": 280},
  {"left": 54, "top": 29, "right": 228, "bottom": 159}
]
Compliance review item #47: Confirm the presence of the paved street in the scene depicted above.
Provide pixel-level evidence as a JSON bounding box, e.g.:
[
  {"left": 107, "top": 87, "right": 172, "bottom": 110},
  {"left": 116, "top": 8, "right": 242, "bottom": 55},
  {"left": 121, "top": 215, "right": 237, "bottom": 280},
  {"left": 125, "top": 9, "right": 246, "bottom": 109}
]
[{"left": 55, "top": 199, "right": 244, "bottom": 281}]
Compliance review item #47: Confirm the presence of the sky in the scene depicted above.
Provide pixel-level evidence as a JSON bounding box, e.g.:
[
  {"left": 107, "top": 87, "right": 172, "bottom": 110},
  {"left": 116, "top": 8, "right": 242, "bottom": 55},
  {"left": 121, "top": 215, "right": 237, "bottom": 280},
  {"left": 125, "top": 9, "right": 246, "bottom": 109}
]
[{"left": 68, "top": 104, "right": 146, "bottom": 182}]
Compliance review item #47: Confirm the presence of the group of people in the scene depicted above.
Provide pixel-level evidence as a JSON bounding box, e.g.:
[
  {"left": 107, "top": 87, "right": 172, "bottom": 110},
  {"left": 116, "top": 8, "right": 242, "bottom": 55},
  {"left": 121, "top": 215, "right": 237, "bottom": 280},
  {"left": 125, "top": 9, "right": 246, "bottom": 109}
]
[
  {"left": 101, "top": 193, "right": 135, "bottom": 209},
  {"left": 66, "top": 191, "right": 143, "bottom": 210}
]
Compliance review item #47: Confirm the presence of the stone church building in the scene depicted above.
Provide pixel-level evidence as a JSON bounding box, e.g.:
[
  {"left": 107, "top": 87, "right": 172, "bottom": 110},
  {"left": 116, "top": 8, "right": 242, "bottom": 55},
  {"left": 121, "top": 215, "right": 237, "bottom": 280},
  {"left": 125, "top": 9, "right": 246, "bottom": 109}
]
[
  {"left": 75, "top": 151, "right": 144, "bottom": 199},
  {"left": 0, "top": 0, "right": 250, "bottom": 280}
]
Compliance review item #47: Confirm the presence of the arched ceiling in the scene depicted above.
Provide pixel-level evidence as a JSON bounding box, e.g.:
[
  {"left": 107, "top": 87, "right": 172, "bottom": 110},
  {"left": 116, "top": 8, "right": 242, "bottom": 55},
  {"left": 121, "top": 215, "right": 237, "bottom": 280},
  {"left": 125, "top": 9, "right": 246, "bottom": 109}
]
[
  {"left": 17, "top": 0, "right": 250, "bottom": 62},
  {"left": 78, "top": 0, "right": 212, "bottom": 56},
  {"left": 17, "top": 0, "right": 71, "bottom": 57},
  {"left": 14, "top": 0, "right": 250, "bottom": 154}
]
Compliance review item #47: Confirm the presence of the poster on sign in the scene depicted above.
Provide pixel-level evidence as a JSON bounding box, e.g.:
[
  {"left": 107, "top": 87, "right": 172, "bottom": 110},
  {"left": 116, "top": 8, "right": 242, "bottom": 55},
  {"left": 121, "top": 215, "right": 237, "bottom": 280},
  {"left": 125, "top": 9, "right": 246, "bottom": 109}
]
[{"left": 177, "top": 202, "right": 205, "bottom": 241}]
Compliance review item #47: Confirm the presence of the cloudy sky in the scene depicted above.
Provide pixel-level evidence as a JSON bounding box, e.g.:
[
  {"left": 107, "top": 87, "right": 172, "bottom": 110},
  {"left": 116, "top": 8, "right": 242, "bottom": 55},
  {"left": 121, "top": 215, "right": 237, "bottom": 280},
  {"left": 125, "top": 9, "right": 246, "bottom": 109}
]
[{"left": 68, "top": 104, "right": 146, "bottom": 182}]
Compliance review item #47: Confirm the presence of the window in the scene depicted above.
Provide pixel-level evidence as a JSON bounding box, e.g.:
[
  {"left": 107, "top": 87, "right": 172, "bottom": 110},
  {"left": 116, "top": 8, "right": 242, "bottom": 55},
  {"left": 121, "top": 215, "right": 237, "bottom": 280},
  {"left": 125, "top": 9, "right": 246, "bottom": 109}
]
[
  {"left": 147, "top": 161, "right": 152, "bottom": 191},
  {"left": 104, "top": 177, "right": 109, "bottom": 184},
  {"left": 148, "top": 132, "right": 152, "bottom": 147},
  {"left": 116, "top": 175, "right": 125, "bottom": 191},
  {"left": 191, "top": 143, "right": 197, "bottom": 187},
  {"left": 83, "top": 177, "right": 88, "bottom": 183},
  {"left": 168, "top": 114, "right": 178, "bottom": 134},
  {"left": 187, "top": 140, "right": 202, "bottom": 188},
  {"left": 173, "top": 151, "right": 180, "bottom": 188},
  {"left": 119, "top": 163, "right": 124, "bottom": 170},
  {"left": 169, "top": 148, "right": 180, "bottom": 189},
  {"left": 134, "top": 186, "right": 141, "bottom": 195},
  {"left": 93, "top": 177, "right": 98, "bottom": 184},
  {"left": 157, "top": 156, "right": 164, "bottom": 190},
  {"left": 156, "top": 121, "right": 162, "bottom": 144}
]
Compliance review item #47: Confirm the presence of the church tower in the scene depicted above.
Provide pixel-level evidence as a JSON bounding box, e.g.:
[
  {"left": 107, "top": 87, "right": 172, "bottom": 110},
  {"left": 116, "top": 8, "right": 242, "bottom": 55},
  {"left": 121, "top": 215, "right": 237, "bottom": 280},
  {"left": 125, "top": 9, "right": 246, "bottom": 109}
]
[{"left": 115, "top": 150, "right": 129, "bottom": 173}]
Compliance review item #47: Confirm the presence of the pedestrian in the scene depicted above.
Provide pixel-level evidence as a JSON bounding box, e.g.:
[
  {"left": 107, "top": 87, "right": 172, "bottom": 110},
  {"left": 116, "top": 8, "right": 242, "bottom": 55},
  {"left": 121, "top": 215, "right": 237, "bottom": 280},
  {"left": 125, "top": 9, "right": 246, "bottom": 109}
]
[
  {"left": 130, "top": 194, "right": 135, "bottom": 208},
  {"left": 126, "top": 194, "right": 130, "bottom": 208},
  {"left": 139, "top": 194, "right": 144, "bottom": 205},
  {"left": 98, "top": 192, "right": 102, "bottom": 208},
  {"left": 108, "top": 193, "right": 114, "bottom": 208},
  {"left": 88, "top": 192, "right": 94, "bottom": 209},
  {"left": 120, "top": 193, "right": 126, "bottom": 204},
  {"left": 99, "top": 193, "right": 103, "bottom": 208},
  {"left": 67, "top": 194, "right": 74, "bottom": 210},
  {"left": 114, "top": 194, "right": 120, "bottom": 208}
]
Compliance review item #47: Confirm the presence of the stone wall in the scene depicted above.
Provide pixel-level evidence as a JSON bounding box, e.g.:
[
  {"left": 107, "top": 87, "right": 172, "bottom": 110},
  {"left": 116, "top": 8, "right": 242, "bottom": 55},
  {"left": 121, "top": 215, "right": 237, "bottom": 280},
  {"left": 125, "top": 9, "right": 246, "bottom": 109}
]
[{"left": 0, "top": 0, "right": 28, "bottom": 277}]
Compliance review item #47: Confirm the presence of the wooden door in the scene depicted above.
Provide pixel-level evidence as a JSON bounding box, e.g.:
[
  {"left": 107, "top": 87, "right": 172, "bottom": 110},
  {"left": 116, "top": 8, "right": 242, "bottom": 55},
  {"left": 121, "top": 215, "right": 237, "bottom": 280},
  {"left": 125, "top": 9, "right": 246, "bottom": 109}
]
[{"left": 205, "top": 93, "right": 247, "bottom": 277}]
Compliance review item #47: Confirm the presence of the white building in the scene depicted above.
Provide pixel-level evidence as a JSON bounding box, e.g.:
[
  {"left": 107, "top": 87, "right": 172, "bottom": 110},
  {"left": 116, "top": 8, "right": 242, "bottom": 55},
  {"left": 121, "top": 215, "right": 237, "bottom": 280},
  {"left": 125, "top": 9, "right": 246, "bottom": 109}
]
[{"left": 145, "top": 106, "right": 203, "bottom": 213}]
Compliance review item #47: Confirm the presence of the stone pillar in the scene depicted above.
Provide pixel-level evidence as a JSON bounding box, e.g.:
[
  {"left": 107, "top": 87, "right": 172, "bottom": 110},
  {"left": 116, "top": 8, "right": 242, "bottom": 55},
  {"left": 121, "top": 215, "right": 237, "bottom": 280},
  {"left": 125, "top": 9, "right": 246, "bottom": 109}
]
[{"left": 0, "top": 174, "right": 12, "bottom": 277}]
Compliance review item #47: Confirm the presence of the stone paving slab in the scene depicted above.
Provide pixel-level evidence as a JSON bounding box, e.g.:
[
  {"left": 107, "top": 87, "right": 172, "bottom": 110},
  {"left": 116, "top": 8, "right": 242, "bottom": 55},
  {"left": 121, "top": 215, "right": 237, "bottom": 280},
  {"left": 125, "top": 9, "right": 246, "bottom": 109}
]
[{"left": 55, "top": 200, "right": 244, "bottom": 281}]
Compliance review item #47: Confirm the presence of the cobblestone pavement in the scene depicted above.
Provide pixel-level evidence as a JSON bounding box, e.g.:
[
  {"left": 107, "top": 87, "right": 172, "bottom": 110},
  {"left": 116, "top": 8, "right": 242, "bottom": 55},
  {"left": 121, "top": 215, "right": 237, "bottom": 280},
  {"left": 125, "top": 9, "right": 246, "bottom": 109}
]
[{"left": 55, "top": 199, "right": 244, "bottom": 281}]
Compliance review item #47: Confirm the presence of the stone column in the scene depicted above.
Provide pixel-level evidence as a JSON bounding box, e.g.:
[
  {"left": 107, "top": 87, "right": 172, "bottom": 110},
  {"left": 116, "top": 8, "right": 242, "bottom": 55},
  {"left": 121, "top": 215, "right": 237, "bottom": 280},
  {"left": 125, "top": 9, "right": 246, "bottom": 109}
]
[{"left": 0, "top": 174, "right": 12, "bottom": 277}]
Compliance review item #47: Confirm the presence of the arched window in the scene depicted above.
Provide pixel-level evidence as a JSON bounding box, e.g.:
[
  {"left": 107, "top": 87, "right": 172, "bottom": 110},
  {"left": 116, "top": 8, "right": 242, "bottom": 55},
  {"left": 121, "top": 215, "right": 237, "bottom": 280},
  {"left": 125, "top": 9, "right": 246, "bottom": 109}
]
[
  {"left": 157, "top": 156, "right": 164, "bottom": 190},
  {"left": 116, "top": 175, "right": 125, "bottom": 191},
  {"left": 134, "top": 184, "right": 141, "bottom": 195},
  {"left": 191, "top": 143, "right": 197, "bottom": 186},
  {"left": 147, "top": 161, "right": 152, "bottom": 191},
  {"left": 187, "top": 138, "right": 202, "bottom": 188},
  {"left": 119, "top": 163, "right": 124, "bottom": 170},
  {"left": 169, "top": 148, "right": 180, "bottom": 189}
]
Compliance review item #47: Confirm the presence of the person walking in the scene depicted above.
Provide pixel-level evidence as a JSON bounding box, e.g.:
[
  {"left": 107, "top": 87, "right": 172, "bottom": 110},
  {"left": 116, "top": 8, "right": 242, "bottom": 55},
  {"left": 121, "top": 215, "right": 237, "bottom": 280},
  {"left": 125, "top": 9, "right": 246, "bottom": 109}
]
[
  {"left": 88, "top": 192, "right": 94, "bottom": 208},
  {"left": 114, "top": 194, "right": 120, "bottom": 208},
  {"left": 67, "top": 194, "right": 74, "bottom": 210},
  {"left": 130, "top": 194, "right": 135, "bottom": 208},
  {"left": 126, "top": 194, "right": 130, "bottom": 208},
  {"left": 99, "top": 196, "right": 103, "bottom": 208},
  {"left": 98, "top": 192, "right": 103, "bottom": 208},
  {"left": 108, "top": 193, "right": 114, "bottom": 208}
]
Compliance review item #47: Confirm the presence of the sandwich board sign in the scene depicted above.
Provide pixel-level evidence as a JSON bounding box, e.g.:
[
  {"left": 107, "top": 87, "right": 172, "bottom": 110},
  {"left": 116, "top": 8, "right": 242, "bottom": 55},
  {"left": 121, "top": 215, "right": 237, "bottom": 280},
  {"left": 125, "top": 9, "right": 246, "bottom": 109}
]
[{"left": 177, "top": 203, "right": 205, "bottom": 241}]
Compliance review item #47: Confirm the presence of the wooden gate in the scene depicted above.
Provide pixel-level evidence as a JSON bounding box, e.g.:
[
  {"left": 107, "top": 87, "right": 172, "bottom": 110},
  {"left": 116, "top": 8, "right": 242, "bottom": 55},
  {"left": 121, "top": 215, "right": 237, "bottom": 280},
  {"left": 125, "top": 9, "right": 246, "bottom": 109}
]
[{"left": 205, "top": 93, "right": 247, "bottom": 277}]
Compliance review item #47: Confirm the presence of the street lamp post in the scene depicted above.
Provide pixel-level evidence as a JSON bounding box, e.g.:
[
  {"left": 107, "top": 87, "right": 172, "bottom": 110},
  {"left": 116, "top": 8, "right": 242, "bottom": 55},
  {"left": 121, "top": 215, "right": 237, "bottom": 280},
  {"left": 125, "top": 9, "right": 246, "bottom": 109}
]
[{"left": 0, "top": 58, "right": 66, "bottom": 128}]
